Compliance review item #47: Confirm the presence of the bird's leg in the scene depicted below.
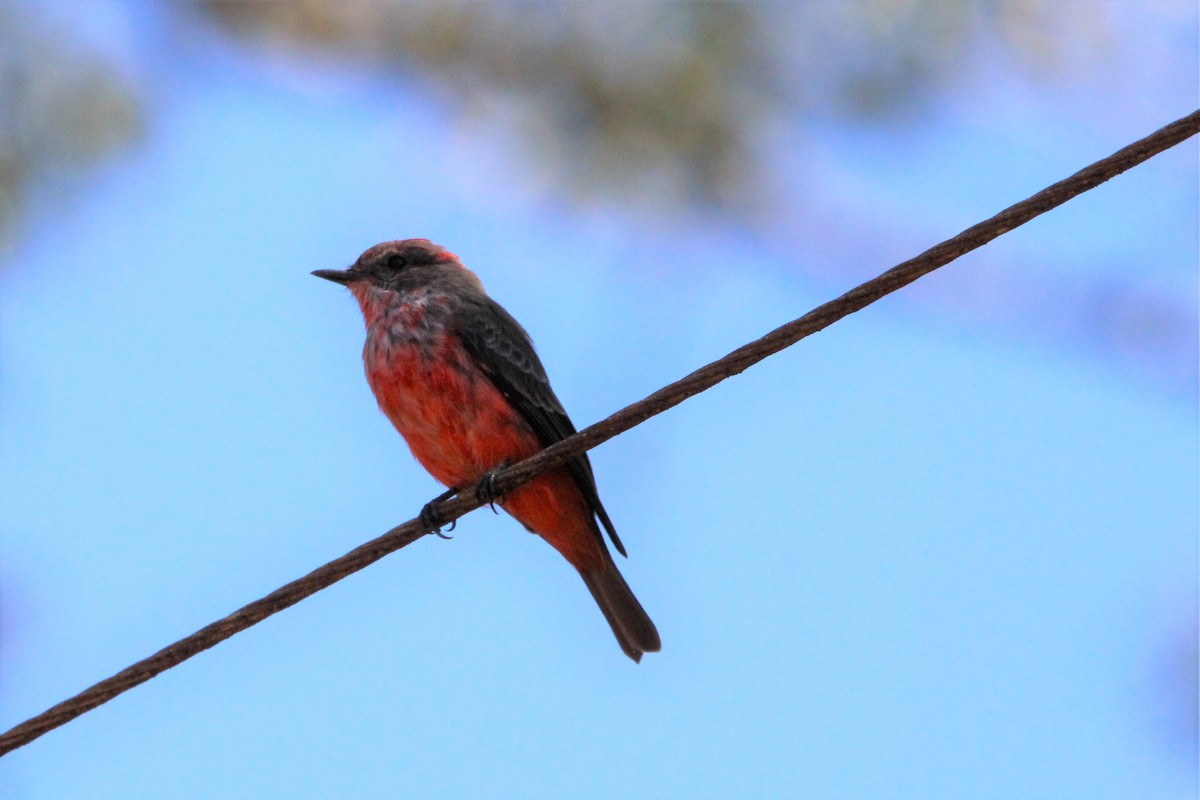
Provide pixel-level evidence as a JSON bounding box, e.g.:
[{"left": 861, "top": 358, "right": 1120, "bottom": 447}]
[
  {"left": 475, "top": 464, "right": 509, "bottom": 514},
  {"left": 420, "top": 487, "right": 459, "bottom": 539}
]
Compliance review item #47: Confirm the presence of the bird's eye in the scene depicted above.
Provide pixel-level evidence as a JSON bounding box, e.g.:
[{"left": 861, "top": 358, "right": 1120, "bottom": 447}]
[{"left": 385, "top": 253, "right": 409, "bottom": 271}]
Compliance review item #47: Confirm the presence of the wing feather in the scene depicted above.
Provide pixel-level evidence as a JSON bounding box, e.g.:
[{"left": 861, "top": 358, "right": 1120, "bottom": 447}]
[{"left": 457, "top": 298, "right": 627, "bottom": 557}]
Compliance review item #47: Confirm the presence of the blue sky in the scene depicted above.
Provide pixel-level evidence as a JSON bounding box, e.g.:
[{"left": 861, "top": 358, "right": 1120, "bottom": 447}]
[{"left": 1, "top": 4, "right": 1196, "bottom": 798}]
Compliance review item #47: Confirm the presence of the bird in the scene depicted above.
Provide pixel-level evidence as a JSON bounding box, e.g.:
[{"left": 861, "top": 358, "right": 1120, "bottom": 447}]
[{"left": 313, "top": 239, "right": 661, "bottom": 662}]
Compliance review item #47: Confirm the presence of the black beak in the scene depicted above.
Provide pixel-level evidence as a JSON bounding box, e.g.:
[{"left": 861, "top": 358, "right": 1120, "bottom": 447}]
[{"left": 311, "top": 269, "right": 362, "bottom": 286}]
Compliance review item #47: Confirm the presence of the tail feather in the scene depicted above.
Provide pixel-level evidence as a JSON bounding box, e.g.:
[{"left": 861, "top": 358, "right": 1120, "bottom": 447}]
[{"left": 580, "top": 557, "right": 661, "bottom": 663}]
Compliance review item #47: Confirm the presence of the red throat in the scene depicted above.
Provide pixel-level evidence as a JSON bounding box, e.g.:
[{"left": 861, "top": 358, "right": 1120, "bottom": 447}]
[{"left": 349, "top": 283, "right": 392, "bottom": 328}]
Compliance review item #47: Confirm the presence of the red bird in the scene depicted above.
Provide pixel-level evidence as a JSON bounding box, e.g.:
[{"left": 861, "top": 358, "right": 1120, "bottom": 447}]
[{"left": 314, "top": 239, "right": 660, "bottom": 661}]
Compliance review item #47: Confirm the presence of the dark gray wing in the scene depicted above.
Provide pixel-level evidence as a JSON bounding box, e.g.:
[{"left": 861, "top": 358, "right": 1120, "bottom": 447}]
[{"left": 457, "top": 296, "right": 627, "bottom": 557}]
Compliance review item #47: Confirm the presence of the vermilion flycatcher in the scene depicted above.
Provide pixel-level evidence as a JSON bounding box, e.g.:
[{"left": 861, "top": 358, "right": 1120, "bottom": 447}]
[{"left": 314, "top": 239, "right": 661, "bottom": 662}]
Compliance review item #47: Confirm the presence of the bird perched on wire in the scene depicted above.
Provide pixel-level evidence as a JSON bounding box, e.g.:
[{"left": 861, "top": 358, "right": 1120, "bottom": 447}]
[{"left": 313, "top": 239, "right": 660, "bottom": 662}]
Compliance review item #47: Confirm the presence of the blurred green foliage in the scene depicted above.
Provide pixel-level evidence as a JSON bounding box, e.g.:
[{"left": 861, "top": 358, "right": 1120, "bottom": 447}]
[
  {"left": 197, "top": 0, "right": 1098, "bottom": 210},
  {"left": 0, "top": 4, "right": 141, "bottom": 253},
  {"left": 0, "top": 0, "right": 1125, "bottom": 235}
]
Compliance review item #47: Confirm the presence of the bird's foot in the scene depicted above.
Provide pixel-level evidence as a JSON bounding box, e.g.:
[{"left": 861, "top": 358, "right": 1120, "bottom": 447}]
[
  {"left": 420, "top": 487, "right": 459, "bottom": 540},
  {"left": 475, "top": 466, "right": 508, "bottom": 514}
]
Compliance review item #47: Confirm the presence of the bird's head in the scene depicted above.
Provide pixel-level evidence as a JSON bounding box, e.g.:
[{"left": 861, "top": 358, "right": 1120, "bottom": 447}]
[{"left": 313, "top": 239, "right": 484, "bottom": 321}]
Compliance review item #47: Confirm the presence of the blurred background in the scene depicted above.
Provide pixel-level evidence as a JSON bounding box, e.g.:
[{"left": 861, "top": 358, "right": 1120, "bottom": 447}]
[{"left": 0, "top": 2, "right": 1195, "bottom": 797}]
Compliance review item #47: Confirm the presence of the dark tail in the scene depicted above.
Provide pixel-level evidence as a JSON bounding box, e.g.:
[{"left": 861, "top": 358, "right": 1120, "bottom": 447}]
[{"left": 579, "top": 556, "right": 661, "bottom": 663}]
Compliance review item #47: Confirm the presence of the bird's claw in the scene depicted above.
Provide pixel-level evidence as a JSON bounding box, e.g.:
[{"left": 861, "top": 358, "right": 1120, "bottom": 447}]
[
  {"left": 420, "top": 487, "right": 460, "bottom": 540},
  {"left": 475, "top": 467, "right": 507, "bottom": 514}
]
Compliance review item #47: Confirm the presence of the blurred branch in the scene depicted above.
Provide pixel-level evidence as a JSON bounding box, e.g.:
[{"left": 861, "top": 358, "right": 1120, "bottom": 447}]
[{"left": 1, "top": 108, "right": 1196, "bottom": 757}]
